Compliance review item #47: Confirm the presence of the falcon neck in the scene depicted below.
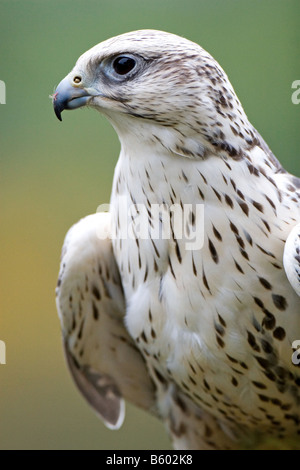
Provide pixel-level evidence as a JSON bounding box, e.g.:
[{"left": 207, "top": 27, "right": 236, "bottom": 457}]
[
  {"left": 111, "top": 140, "right": 287, "bottom": 224},
  {"left": 113, "top": 145, "right": 237, "bottom": 208}
]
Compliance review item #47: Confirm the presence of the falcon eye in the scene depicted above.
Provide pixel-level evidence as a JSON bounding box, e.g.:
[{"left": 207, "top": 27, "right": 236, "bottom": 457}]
[
  {"left": 102, "top": 54, "right": 143, "bottom": 81},
  {"left": 112, "top": 56, "right": 136, "bottom": 76}
]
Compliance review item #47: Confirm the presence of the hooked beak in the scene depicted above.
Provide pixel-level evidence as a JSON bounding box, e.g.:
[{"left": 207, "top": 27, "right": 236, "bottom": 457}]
[{"left": 52, "top": 76, "right": 91, "bottom": 121}]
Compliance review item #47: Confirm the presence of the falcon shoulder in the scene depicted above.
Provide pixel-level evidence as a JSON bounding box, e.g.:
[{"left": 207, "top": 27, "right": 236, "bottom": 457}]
[{"left": 56, "top": 212, "right": 156, "bottom": 429}]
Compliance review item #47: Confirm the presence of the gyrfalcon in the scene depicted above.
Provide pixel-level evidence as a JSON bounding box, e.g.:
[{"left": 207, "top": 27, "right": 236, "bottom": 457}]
[{"left": 53, "top": 30, "right": 300, "bottom": 450}]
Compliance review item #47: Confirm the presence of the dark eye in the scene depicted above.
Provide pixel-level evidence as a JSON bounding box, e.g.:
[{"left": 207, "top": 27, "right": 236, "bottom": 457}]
[{"left": 113, "top": 56, "right": 136, "bottom": 75}]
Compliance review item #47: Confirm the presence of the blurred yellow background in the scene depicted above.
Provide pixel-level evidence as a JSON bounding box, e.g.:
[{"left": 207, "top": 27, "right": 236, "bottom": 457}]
[{"left": 1, "top": 0, "right": 299, "bottom": 450}]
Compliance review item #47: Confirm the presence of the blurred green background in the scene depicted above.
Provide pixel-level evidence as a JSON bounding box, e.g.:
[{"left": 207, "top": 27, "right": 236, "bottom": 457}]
[{"left": 1, "top": 0, "right": 299, "bottom": 450}]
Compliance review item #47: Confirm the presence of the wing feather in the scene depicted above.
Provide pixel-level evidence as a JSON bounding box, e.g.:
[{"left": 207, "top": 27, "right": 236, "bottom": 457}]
[{"left": 56, "top": 212, "right": 156, "bottom": 429}]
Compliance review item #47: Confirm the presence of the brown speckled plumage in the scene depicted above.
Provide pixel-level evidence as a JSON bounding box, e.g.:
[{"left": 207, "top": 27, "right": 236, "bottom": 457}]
[{"left": 54, "top": 30, "right": 300, "bottom": 449}]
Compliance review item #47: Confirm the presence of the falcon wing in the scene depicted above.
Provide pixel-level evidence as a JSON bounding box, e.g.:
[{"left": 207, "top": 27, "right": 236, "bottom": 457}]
[
  {"left": 56, "top": 212, "right": 156, "bottom": 429},
  {"left": 283, "top": 222, "right": 300, "bottom": 297}
]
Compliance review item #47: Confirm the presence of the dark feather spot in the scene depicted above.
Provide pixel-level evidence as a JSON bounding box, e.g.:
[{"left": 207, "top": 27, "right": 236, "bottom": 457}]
[
  {"left": 295, "top": 377, "right": 300, "bottom": 387},
  {"left": 212, "top": 224, "right": 222, "bottom": 241},
  {"left": 255, "top": 356, "right": 271, "bottom": 369},
  {"left": 254, "top": 297, "right": 264, "bottom": 309},
  {"left": 224, "top": 194, "right": 234, "bottom": 208},
  {"left": 264, "top": 194, "right": 277, "bottom": 213},
  {"left": 247, "top": 163, "right": 260, "bottom": 177},
  {"left": 231, "top": 377, "right": 238, "bottom": 387},
  {"left": 72, "top": 356, "right": 80, "bottom": 370},
  {"left": 153, "top": 367, "right": 167, "bottom": 387},
  {"left": 240, "top": 248, "right": 249, "bottom": 260},
  {"left": 144, "top": 264, "right": 149, "bottom": 282},
  {"left": 174, "top": 393, "right": 187, "bottom": 412},
  {"left": 258, "top": 394, "right": 270, "bottom": 402},
  {"left": 272, "top": 294, "right": 287, "bottom": 311},
  {"left": 141, "top": 330, "right": 148, "bottom": 343},
  {"left": 229, "top": 221, "right": 239, "bottom": 235},
  {"left": 202, "top": 268, "right": 211, "bottom": 293},
  {"left": 203, "top": 378, "right": 210, "bottom": 390},
  {"left": 230, "top": 178, "right": 237, "bottom": 191},
  {"left": 181, "top": 170, "right": 189, "bottom": 183},
  {"left": 256, "top": 244, "right": 276, "bottom": 258},
  {"left": 168, "top": 255, "right": 176, "bottom": 279},
  {"left": 264, "top": 370, "right": 276, "bottom": 382},
  {"left": 234, "top": 259, "right": 244, "bottom": 274},
  {"left": 262, "top": 311, "right": 276, "bottom": 330},
  {"left": 215, "top": 322, "right": 225, "bottom": 336},
  {"left": 258, "top": 277, "right": 272, "bottom": 290},
  {"left": 175, "top": 240, "right": 182, "bottom": 263},
  {"left": 226, "top": 354, "right": 238, "bottom": 364},
  {"left": 92, "top": 285, "right": 101, "bottom": 300},
  {"left": 192, "top": 255, "right": 197, "bottom": 276},
  {"left": 243, "top": 230, "right": 253, "bottom": 246},
  {"left": 247, "top": 331, "right": 260, "bottom": 352},
  {"left": 252, "top": 200, "right": 264, "bottom": 212},
  {"left": 237, "top": 189, "right": 245, "bottom": 200},
  {"left": 198, "top": 186, "right": 205, "bottom": 199},
  {"left": 208, "top": 238, "right": 219, "bottom": 263},
  {"left": 204, "top": 424, "right": 213, "bottom": 438},
  {"left": 238, "top": 201, "right": 249, "bottom": 216},
  {"left": 218, "top": 314, "right": 226, "bottom": 328},
  {"left": 262, "top": 219, "right": 271, "bottom": 233},
  {"left": 252, "top": 381, "right": 267, "bottom": 389},
  {"left": 273, "top": 327, "right": 286, "bottom": 340},
  {"left": 189, "top": 375, "right": 197, "bottom": 385},
  {"left": 236, "top": 235, "right": 245, "bottom": 249},
  {"left": 92, "top": 301, "right": 99, "bottom": 320},
  {"left": 260, "top": 339, "right": 274, "bottom": 354},
  {"left": 151, "top": 238, "right": 160, "bottom": 258},
  {"left": 212, "top": 187, "right": 222, "bottom": 202},
  {"left": 240, "top": 361, "right": 248, "bottom": 370},
  {"left": 77, "top": 319, "right": 85, "bottom": 340},
  {"left": 199, "top": 172, "right": 207, "bottom": 184}
]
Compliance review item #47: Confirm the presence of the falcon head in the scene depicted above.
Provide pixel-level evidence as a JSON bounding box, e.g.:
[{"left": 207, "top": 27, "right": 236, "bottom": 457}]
[{"left": 53, "top": 29, "right": 255, "bottom": 159}]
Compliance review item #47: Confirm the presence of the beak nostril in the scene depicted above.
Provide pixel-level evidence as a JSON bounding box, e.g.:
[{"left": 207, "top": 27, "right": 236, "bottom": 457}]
[
  {"left": 73, "top": 76, "right": 82, "bottom": 84},
  {"left": 53, "top": 76, "right": 91, "bottom": 121}
]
